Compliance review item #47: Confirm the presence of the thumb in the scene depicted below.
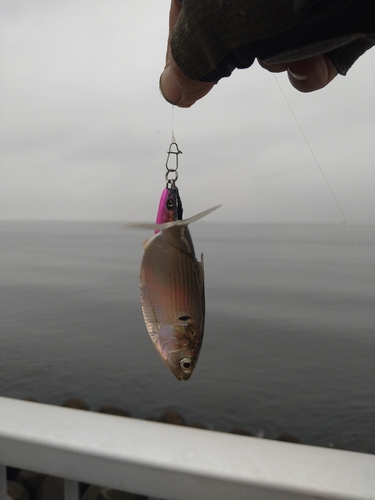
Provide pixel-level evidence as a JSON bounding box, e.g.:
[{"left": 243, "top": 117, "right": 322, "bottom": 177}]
[
  {"left": 160, "top": 59, "right": 214, "bottom": 108},
  {"left": 160, "top": 0, "right": 214, "bottom": 108}
]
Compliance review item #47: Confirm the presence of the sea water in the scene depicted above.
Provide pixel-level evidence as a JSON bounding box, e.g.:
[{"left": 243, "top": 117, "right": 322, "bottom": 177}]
[{"left": 1, "top": 220, "right": 374, "bottom": 453}]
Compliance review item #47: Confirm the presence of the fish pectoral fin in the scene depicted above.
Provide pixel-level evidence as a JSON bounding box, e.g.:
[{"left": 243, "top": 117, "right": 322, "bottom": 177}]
[
  {"left": 126, "top": 222, "right": 158, "bottom": 230},
  {"left": 142, "top": 239, "right": 149, "bottom": 250},
  {"left": 183, "top": 205, "right": 221, "bottom": 226},
  {"left": 161, "top": 205, "right": 221, "bottom": 229},
  {"left": 126, "top": 205, "right": 221, "bottom": 232},
  {"left": 142, "top": 233, "right": 159, "bottom": 250}
]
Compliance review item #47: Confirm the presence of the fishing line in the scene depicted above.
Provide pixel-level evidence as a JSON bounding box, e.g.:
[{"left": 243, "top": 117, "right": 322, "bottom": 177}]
[
  {"left": 171, "top": 104, "right": 176, "bottom": 143},
  {"left": 273, "top": 75, "right": 374, "bottom": 280}
]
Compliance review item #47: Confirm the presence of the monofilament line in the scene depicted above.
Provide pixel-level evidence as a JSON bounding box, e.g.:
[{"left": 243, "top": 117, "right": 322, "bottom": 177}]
[
  {"left": 171, "top": 105, "right": 176, "bottom": 143},
  {"left": 273, "top": 75, "right": 374, "bottom": 280}
]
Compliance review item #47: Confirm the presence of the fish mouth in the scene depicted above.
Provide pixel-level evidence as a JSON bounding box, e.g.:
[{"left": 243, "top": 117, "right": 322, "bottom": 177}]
[{"left": 157, "top": 325, "right": 198, "bottom": 381}]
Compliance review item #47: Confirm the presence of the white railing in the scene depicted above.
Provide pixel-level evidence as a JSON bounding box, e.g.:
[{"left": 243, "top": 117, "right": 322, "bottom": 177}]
[{"left": 0, "top": 396, "right": 374, "bottom": 500}]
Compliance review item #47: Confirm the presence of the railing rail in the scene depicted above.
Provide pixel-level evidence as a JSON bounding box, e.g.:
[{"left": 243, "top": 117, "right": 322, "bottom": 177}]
[{"left": 0, "top": 397, "right": 374, "bottom": 500}]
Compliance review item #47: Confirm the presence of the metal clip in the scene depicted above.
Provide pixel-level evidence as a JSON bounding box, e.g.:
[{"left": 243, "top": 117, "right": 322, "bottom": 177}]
[{"left": 165, "top": 142, "right": 183, "bottom": 188}]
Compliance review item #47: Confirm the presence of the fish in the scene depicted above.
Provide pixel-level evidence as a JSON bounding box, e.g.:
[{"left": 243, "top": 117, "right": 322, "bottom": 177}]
[{"left": 130, "top": 187, "right": 220, "bottom": 380}]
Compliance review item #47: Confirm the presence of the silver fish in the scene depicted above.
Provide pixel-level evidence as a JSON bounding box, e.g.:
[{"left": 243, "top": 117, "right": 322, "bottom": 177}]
[{"left": 131, "top": 206, "right": 220, "bottom": 380}]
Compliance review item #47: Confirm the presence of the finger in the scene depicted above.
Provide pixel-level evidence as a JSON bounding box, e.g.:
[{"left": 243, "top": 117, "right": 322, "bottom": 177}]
[
  {"left": 258, "top": 61, "right": 288, "bottom": 73},
  {"left": 287, "top": 55, "right": 338, "bottom": 92},
  {"left": 259, "top": 55, "right": 338, "bottom": 92},
  {"left": 160, "top": 0, "right": 214, "bottom": 107},
  {"left": 160, "top": 59, "right": 214, "bottom": 108}
]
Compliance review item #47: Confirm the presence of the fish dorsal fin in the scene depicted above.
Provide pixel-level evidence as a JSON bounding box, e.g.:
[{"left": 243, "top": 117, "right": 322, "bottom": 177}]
[{"left": 127, "top": 205, "right": 221, "bottom": 232}]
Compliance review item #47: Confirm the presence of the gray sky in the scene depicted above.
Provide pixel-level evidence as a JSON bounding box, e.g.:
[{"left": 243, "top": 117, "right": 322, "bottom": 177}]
[{"left": 1, "top": 0, "right": 374, "bottom": 224}]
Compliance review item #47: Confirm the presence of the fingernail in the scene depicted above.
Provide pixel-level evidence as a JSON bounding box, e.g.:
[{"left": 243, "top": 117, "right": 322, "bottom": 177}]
[
  {"left": 159, "top": 67, "right": 182, "bottom": 105},
  {"left": 288, "top": 69, "right": 308, "bottom": 81}
]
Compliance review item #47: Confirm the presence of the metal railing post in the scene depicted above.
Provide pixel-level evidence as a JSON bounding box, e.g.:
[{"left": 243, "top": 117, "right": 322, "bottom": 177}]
[
  {"left": 64, "top": 479, "right": 80, "bottom": 500},
  {"left": 0, "top": 465, "right": 7, "bottom": 500}
]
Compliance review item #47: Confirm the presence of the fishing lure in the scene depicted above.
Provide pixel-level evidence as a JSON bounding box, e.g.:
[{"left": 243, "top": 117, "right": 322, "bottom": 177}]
[{"left": 132, "top": 141, "right": 219, "bottom": 380}]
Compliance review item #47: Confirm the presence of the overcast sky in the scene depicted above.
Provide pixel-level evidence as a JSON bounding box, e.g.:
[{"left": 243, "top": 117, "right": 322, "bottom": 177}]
[{"left": 1, "top": 0, "right": 374, "bottom": 224}]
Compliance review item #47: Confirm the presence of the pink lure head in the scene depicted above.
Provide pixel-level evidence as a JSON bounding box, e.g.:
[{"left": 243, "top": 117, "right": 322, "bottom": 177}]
[{"left": 155, "top": 186, "right": 183, "bottom": 233}]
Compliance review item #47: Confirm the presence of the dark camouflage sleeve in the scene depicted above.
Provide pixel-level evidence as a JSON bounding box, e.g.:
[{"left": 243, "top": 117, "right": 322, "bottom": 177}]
[{"left": 170, "top": 0, "right": 375, "bottom": 82}]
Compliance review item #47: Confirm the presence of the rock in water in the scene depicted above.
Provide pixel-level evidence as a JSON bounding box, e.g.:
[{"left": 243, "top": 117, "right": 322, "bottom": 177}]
[
  {"left": 7, "top": 481, "right": 30, "bottom": 500},
  {"left": 97, "top": 405, "right": 132, "bottom": 417},
  {"left": 277, "top": 432, "right": 301, "bottom": 443},
  {"left": 16, "top": 470, "right": 47, "bottom": 493},
  {"left": 61, "top": 398, "right": 90, "bottom": 410},
  {"left": 81, "top": 486, "right": 147, "bottom": 500},
  {"left": 156, "top": 410, "right": 186, "bottom": 426},
  {"left": 37, "top": 476, "right": 64, "bottom": 500}
]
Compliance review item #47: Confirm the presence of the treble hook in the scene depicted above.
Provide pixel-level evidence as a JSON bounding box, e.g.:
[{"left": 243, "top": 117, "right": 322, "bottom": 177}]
[{"left": 165, "top": 141, "right": 183, "bottom": 187}]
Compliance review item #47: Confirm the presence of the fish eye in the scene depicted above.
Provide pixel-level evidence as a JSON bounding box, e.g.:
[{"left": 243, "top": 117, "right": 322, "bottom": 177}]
[
  {"left": 166, "top": 199, "right": 174, "bottom": 211},
  {"left": 180, "top": 358, "right": 193, "bottom": 372}
]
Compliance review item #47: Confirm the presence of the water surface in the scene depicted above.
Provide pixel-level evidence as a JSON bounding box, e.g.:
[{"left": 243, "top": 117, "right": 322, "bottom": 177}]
[{"left": 1, "top": 221, "right": 374, "bottom": 453}]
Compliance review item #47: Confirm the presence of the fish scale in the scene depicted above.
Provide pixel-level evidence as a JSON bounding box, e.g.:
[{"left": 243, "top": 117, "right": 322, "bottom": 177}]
[{"left": 141, "top": 227, "right": 204, "bottom": 332}]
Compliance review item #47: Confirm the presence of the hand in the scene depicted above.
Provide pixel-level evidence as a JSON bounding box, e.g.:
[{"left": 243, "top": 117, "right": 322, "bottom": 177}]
[
  {"left": 259, "top": 55, "right": 338, "bottom": 93},
  {"left": 159, "top": 0, "right": 338, "bottom": 108},
  {"left": 159, "top": 0, "right": 214, "bottom": 108}
]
